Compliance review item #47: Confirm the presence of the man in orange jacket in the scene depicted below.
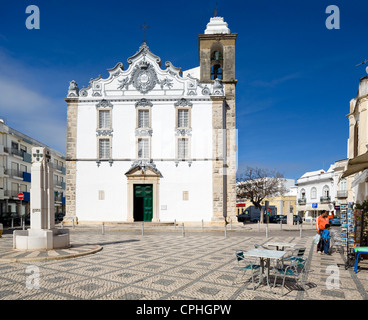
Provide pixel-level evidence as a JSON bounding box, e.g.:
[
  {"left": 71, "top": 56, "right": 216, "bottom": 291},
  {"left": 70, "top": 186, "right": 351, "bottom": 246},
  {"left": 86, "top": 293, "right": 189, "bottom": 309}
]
[{"left": 316, "top": 210, "right": 334, "bottom": 253}]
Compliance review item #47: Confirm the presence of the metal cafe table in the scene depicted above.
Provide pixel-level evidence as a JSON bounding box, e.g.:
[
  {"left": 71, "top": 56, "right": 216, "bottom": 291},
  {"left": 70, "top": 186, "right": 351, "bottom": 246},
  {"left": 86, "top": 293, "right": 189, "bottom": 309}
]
[
  {"left": 265, "top": 242, "right": 295, "bottom": 251},
  {"left": 243, "top": 248, "right": 286, "bottom": 292}
]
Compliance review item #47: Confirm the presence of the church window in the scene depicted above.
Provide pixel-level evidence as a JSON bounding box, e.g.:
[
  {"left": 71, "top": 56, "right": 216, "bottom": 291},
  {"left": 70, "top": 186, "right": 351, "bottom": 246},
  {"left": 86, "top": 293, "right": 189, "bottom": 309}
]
[
  {"left": 138, "top": 109, "right": 150, "bottom": 128},
  {"left": 138, "top": 138, "right": 149, "bottom": 159},
  {"left": 178, "top": 109, "right": 189, "bottom": 128},
  {"left": 177, "top": 137, "right": 189, "bottom": 159},
  {"left": 98, "top": 138, "right": 111, "bottom": 159},
  {"left": 98, "top": 110, "right": 111, "bottom": 129}
]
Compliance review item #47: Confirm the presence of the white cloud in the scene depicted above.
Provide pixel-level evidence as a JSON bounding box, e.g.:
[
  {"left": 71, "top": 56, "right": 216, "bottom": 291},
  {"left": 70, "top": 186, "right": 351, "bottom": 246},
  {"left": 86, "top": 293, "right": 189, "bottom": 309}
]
[{"left": 0, "top": 50, "right": 66, "bottom": 153}]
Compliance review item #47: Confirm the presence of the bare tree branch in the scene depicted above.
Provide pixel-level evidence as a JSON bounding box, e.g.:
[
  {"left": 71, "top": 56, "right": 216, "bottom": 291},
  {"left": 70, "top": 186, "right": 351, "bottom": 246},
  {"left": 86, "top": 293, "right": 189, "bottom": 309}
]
[{"left": 236, "top": 166, "right": 287, "bottom": 223}]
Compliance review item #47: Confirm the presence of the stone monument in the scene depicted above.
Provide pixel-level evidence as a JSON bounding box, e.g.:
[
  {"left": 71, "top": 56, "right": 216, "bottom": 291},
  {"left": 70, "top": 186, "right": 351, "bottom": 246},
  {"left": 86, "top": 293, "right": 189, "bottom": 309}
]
[{"left": 13, "top": 147, "right": 70, "bottom": 250}]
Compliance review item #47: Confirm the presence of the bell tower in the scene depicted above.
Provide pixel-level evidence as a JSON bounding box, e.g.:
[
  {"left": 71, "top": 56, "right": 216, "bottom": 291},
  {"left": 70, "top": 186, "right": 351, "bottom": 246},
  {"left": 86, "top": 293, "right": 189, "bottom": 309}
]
[
  {"left": 198, "top": 16, "right": 237, "bottom": 83},
  {"left": 199, "top": 16, "right": 238, "bottom": 223}
]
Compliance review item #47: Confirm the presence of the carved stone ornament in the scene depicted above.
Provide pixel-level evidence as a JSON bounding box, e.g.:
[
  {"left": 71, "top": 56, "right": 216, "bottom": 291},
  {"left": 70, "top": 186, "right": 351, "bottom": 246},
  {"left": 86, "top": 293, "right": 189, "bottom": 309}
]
[
  {"left": 67, "top": 80, "right": 79, "bottom": 97},
  {"left": 96, "top": 99, "right": 113, "bottom": 109},
  {"left": 135, "top": 128, "right": 153, "bottom": 137},
  {"left": 175, "top": 128, "right": 192, "bottom": 136},
  {"left": 135, "top": 98, "right": 153, "bottom": 108},
  {"left": 174, "top": 98, "right": 193, "bottom": 108},
  {"left": 212, "top": 78, "right": 224, "bottom": 95},
  {"left": 130, "top": 61, "right": 160, "bottom": 94},
  {"left": 96, "top": 129, "right": 113, "bottom": 137}
]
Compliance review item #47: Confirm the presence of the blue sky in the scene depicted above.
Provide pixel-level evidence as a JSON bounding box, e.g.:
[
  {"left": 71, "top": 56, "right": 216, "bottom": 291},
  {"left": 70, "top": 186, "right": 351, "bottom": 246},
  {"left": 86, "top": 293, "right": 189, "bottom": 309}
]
[{"left": 0, "top": 0, "right": 368, "bottom": 181}]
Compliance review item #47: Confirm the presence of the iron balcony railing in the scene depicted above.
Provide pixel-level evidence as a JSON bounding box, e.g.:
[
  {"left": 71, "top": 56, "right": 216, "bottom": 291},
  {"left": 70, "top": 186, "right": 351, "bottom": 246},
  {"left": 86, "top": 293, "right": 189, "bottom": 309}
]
[
  {"left": 320, "top": 196, "right": 331, "bottom": 203},
  {"left": 298, "top": 198, "right": 306, "bottom": 205},
  {"left": 4, "top": 190, "right": 20, "bottom": 198},
  {"left": 11, "top": 148, "right": 24, "bottom": 157},
  {"left": 4, "top": 169, "right": 24, "bottom": 178}
]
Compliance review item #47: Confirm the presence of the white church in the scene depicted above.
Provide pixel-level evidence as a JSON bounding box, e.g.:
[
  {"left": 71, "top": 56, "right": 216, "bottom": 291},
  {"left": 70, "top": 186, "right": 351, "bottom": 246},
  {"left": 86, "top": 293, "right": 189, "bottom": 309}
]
[{"left": 64, "top": 16, "right": 237, "bottom": 224}]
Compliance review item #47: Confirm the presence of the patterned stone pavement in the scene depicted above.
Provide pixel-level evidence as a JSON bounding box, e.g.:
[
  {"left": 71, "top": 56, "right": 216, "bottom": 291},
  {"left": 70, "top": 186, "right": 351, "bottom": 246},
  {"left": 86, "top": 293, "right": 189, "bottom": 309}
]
[{"left": 0, "top": 226, "right": 367, "bottom": 302}]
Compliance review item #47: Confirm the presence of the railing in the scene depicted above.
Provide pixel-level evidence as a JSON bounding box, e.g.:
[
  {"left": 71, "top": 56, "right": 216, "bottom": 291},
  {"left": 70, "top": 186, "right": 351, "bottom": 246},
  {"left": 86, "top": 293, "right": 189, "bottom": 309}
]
[
  {"left": 54, "top": 180, "right": 63, "bottom": 187},
  {"left": 11, "top": 148, "right": 24, "bottom": 157},
  {"left": 4, "top": 190, "right": 20, "bottom": 198},
  {"left": 4, "top": 169, "right": 24, "bottom": 178},
  {"left": 320, "top": 196, "right": 331, "bottom": 203},
  {"left": 298, "top": 198, "right": 306, "bottom": 205},
  {"left": 336, "top": 190, "right": 348, "bottom": 198},
  {"left": 54, "top": 164, "right": 65, "bottom": 172}
]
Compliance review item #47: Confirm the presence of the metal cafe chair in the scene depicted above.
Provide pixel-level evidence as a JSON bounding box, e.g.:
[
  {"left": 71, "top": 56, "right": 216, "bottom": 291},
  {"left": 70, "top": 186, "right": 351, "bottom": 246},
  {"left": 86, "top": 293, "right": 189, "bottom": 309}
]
[
  {"left": 280, "top": 247, "right": 306, "bottom": 267},
  {"left": 233, "top": 250, "right": 261, "bottom": 290},
  {"left": 272, "top": 257, "right": 309, "bottom": 296}
]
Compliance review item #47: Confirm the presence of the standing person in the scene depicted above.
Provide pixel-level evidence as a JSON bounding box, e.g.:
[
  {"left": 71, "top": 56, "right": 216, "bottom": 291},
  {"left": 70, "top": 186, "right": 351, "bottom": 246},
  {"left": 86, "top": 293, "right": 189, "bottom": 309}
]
[
  {"left": 322, "top": 224, "right": 332, "bottom": 255},
  {"left": 316, "top": 210, "right": 334, "bottom": 253}
]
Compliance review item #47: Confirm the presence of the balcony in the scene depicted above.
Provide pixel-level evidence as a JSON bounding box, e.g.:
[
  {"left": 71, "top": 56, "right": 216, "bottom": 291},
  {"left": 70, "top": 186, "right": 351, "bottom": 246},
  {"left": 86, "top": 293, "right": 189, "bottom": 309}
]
[
  {"left": 11, "top": 148, "right": 23, "bottom": 157},
  {"left": 4, "top": 169, "right": 24, "bottom": 179},
  {"left": 4, "top": 190, "right": 20, "bottom": 198},
  {"left": 320, "top": 196, "right": 331, "bottom": 203},
  {"left": 298, "top": 198, "right": 306, "bottom": 205},
  {"left": 336, "top": 190, "right": 348, "bottom": 198}
]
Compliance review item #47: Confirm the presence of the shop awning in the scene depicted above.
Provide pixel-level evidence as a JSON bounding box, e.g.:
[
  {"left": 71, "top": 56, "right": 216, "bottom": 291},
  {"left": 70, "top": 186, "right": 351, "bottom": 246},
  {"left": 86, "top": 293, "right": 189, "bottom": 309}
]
[{"left": 341, "top": 152, "right": 368, "bottom": 178}]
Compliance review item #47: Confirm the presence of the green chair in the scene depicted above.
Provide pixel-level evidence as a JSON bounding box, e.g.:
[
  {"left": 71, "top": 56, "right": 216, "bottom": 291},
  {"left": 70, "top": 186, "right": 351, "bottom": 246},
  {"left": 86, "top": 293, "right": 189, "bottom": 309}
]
[
  {"left": 272, "top": 257, "right": 309, "bottom": 296},
  {"left": 233, "top": 250, "right": 261, "bottom": 290}
]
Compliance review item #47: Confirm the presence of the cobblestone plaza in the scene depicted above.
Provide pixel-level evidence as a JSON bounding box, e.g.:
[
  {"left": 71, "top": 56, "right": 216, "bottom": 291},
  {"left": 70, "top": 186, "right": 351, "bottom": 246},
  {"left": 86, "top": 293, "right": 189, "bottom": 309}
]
[{"left": 0, "top": 224, "right": 367, "bottom": 302}]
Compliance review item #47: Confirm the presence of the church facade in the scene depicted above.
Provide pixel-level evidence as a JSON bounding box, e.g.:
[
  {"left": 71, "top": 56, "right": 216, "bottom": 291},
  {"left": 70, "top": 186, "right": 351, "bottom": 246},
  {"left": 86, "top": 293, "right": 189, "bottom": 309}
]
[{"left": 64, "top": 16, "right": 237, "bottom": 224}]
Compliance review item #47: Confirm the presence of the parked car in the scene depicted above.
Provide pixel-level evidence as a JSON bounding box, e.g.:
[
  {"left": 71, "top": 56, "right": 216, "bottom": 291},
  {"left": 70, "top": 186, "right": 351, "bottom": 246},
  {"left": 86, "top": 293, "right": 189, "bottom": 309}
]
[
  {"left": 329, "top": 217, "right": 341, "bottom": 226},
  {"left": 269, "top": 215, "right": 285, "bottom": 223},
  {"left": 280, "top": 215, "right": 303, "bottom": 224},
  {"left": 243, "top": 205, "right": 277, "bottom": 223},
  {"left": 237, "top": 211, "right": 251, "bottom": 224}
]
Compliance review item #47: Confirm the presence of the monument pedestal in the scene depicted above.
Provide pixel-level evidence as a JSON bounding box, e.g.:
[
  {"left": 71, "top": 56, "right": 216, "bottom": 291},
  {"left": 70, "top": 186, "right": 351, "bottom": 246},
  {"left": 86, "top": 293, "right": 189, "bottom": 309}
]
[
  {"left": 13, "top": 147, "right": 70, "bottom": 251},
  {"left": 13, "top": 229, "right": 70, "bottom": 250}
]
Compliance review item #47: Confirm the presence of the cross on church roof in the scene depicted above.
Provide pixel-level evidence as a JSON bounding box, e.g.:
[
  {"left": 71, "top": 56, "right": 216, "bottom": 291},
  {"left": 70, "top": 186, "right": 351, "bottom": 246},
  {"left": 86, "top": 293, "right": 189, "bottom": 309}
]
[{"left": 140, "top": 22, "right": 150, "bottom": 43}]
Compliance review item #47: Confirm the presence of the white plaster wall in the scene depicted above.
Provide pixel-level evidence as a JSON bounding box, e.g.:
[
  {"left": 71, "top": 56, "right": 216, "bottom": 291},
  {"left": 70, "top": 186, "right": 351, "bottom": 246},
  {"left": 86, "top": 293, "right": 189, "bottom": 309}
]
[
  {"left": 75, "top": 161, "right": 129, "bottom": 222},
  {"left": 75, "top": 99, "right": 213, "bottom": 222},
  {"left": 158, "top": 161, "right": 213, "bottom": 222}
]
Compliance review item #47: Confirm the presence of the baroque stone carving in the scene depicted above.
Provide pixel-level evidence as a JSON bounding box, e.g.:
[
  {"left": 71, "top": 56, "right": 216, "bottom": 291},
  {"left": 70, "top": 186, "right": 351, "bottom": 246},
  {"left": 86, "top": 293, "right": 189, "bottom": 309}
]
[
  {"left": 67, "top": 80, "right": 79, "bottom": 97},
  {"left": 96, "top": 129, "right": 113, "bottom": 137},
  {"left": 135, "top": 98, "right": 153, "bottom": 108},
  {"left": 130, "top": 61, "right": 160, "bottom": 94},
  {"left": 96, "top": 99, "right": 113, "bottom": 109},
  {"left": 174, "top": 98, "right": 193, "bottom": 108}
]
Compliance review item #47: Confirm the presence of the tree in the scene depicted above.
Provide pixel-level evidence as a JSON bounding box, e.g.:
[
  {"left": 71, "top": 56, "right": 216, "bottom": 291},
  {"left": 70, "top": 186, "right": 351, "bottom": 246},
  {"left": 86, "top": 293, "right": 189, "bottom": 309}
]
[{"left": 236, "top": 167, "right": 288, "bottom": 224}]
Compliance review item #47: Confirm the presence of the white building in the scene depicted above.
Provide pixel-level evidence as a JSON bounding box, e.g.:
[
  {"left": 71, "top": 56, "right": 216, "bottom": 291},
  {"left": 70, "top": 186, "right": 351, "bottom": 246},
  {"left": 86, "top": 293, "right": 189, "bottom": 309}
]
[
  {"left": 296, "top": 159, "right": 349, "bottom": 221},
  {"left": 0, "top": 120, "right": 66, "bottom": 225},
  {"left": 64, "top": 16, "right": 238, "bottom": 224}
]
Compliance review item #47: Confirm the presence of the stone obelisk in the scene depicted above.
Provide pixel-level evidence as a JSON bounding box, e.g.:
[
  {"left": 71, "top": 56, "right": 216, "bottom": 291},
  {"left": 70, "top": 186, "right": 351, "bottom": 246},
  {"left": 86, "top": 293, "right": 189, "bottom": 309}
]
[{"left": 13, "top": 147, "right": 70, "bottom": 250}]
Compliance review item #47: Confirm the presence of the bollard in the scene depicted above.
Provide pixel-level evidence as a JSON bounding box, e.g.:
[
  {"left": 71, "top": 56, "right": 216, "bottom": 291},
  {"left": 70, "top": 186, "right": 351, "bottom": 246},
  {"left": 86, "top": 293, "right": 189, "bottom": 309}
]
[
  {"left": 141, "top": 222, "right": 144, "bottom": 236},
  {"left": 102, "top": 222, "right": 105, "bottom": 235},
  {"left": 174, "top": 219, "right": 176, "bottom": 230},
  {"left": 182, "top": 223, "right": 185, "bottom": 237},
  {"left": 72, "top": 218, "right": 75, "bottom": 229},
  {"left": 258, "top": 221, "right": 260, "bottom": 231},
  {"left": 266, "top": 224, "right": 269, "bottom": 238},
  {"left": 201, "top": 219, "right": 204, "bottom": 232},
  {"left": 22, "top": 218, "right": 25, "bottom": 230},
  {"left": 224, "top": 223, "right": 227, "bottom": 238},
  {"left": 230, "top": 219, "right": 232, "bottom": 231},
  {"left": 61, "top": 221, "right": 64, "bottom": 229}
]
